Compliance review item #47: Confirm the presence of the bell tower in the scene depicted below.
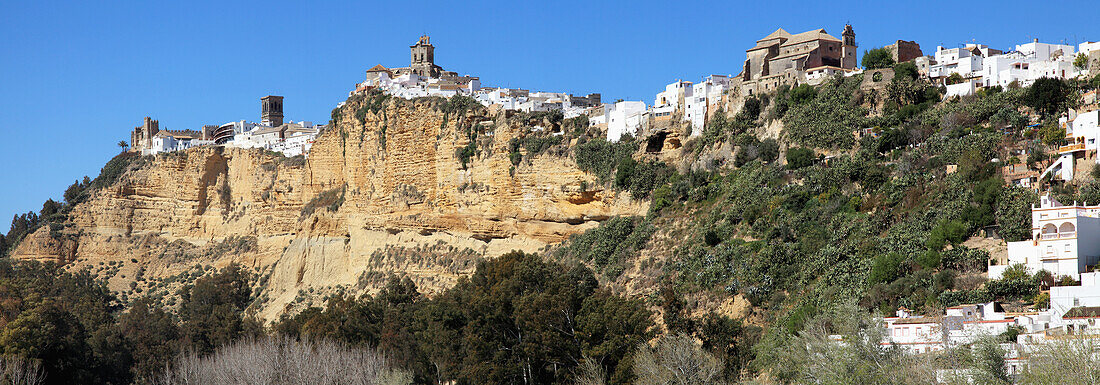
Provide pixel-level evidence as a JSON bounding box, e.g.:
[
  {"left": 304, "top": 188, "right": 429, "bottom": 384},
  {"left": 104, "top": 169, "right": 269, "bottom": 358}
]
[
  {"left": 261, "top": 95, "right": 284, "bottom": 127},
  {"left": 841, "top": 24, "right": 858, "bottom": 69},
  {"left": 409, "top": 35, "right": 438, "bottom": 77}
]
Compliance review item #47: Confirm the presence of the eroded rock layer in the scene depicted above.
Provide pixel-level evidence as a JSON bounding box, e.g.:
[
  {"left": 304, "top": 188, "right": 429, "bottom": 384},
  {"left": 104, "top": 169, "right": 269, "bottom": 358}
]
[{"left": 13, "top": 96, "right": 645, "bottom": 321}]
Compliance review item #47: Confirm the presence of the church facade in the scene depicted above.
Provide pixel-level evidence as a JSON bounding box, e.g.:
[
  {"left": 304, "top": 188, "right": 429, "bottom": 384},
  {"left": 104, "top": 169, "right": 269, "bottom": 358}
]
[{"left": 739, "top": 25, "right": 858, "bottom": 95}]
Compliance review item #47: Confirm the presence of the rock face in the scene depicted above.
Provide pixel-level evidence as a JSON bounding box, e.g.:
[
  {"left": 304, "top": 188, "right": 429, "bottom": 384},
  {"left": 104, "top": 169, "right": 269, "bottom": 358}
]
[{"left": 13, "top": 95, "right": 646, "bottom": 321}]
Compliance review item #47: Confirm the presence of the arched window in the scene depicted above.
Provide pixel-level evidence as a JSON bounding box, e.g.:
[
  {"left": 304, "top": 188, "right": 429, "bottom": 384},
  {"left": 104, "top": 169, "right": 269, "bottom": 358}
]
[
  {"left": 1059, "top": 222, "right": 1076, "bottom": 238},
  {"left": 1041, "top": 223, "right": 1058, "bottom": 239}
]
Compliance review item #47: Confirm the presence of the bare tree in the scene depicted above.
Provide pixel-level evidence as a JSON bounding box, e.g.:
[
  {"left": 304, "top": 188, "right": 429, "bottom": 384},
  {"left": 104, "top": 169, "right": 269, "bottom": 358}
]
[
  {"left": 633, "top": 333, "right": 724, "bottom": 385},
  {"left": 155, "top": 336, "right": 411, "bottom": 385},
  {"left": 573, "top": 356, "right": 606, "bottom": 385},
  {"left": 0, "top": 356, "right": 45, "bottom": 385},
  {"left": 1017, "top": 338, "right": 1100, "bottom": 385}
]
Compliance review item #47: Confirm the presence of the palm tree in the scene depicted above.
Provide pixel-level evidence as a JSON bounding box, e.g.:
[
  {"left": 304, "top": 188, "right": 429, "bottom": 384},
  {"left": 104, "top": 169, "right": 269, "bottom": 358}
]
[{"left": 117, "top": 140, "right": 128, "bottom": 149}]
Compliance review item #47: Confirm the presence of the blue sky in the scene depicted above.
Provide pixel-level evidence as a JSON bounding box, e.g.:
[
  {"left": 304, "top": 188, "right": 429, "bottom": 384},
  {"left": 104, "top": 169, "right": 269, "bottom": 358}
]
[{"left": 1, "top": 0, "right": 1098, "bottom": 227}]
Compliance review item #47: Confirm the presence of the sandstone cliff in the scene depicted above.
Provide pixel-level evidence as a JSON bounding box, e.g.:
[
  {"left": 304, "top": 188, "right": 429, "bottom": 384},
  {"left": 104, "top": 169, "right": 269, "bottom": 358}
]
[{"left": 13, "top": 94, "right": 646, "bottom": 321}]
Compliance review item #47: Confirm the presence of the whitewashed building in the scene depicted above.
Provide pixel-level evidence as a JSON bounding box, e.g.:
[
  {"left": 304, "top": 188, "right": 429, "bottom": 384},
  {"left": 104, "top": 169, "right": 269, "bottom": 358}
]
[
  {"left": 605, "top": 101, "right": 648, "bottom": 142},
  {"left": 653, "top": 80, "right": 692, "bottom": 119},
  {"left": 883, "top": 308, "right": 946, "bottom": 354},
  {"left": 929, "top": 44, "right": 1000, "bottom": 79},
  {"left": 1042, "top": 110, "right": 1100, "bottom": 182},
  {"left": 685, "top": 75, "right": 730, "bottom": 135},
  {"left": 990, "top": 194, "right": 1100, "bottom": 281},
  {"left": 980, "top": 40, "right": 1080, "bottom": 88}
]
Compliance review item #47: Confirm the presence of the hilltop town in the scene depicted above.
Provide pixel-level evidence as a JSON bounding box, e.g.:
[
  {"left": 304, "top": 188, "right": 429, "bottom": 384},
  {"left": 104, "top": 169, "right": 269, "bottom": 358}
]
[
  {"left": 4, "top": 23, "right": 1100, "bottom": 384},
  {"left": 115, "top": 27, "right": 1100, "bottom": 381},
  {"left": 130, "top": 29, "right": 1100, "bottom": 164}
]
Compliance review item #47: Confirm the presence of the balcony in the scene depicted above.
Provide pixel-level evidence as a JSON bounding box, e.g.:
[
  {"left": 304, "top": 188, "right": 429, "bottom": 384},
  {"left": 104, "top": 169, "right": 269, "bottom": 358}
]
[
  {"left": 1059, "top": 143, "right": 1085, "bottom": 153},
  {"left": 1041, "top": 231, "right": 1077, "bottom": 240}
]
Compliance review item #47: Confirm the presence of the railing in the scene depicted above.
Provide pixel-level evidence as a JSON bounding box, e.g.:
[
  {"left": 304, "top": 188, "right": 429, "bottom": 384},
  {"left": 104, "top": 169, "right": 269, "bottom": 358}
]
[
  {"left": 1059, "top": 143, "right": 1085, "bottom": 153},
  {"left": 1041, "top": 232, "right": 1076, "bottom": 240}
]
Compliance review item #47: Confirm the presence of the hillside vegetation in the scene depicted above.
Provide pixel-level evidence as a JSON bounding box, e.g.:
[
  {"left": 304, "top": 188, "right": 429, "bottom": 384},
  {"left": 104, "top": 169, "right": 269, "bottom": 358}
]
[{"left": 2, "top": 72, "right": 1100, "bottom": 384}]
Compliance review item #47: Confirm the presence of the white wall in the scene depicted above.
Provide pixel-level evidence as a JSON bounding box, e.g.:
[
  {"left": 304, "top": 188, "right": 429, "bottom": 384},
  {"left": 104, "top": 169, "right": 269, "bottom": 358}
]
[{"left": 607, "top": 101, "right": 647, "bottom": 142}]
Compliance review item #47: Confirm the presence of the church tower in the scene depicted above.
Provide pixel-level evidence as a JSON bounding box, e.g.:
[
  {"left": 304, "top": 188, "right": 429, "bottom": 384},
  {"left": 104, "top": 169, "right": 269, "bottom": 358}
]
[
  {"left": 841, "top": 24, "right": 857, "bottom": 69},
  {"left": 261, "top": 95, "right": 284, "bottom": 127},
  {"left": 409, "top": 35, "right": 440, "bottom": 77}
]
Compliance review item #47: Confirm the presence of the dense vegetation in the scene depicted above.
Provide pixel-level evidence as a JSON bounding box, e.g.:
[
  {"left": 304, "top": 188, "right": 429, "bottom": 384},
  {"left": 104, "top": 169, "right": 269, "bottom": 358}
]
[
  {"left": 276, "top": 252, "right": 654, "bottom": 385},
  {"left": 5, "top": 73, "right": 1100, "bottom": 383}
]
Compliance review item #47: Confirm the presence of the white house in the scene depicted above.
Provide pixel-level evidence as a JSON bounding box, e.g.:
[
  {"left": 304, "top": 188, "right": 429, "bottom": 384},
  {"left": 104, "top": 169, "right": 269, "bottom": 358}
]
[
  {"left": 981, "top": 40, "right": 1081, "bottom": 88},
  {"left": 685, "top": 75, "right": 730, "bottom": 135},
  {"left": 991, "top": 194, "right": 1100, "bottom": 281},
  {"left": 606, "top": 101, "right": 648, "bottom": 142},
  {"left": 653, "top": 80, "right": 692, "bottom": 119},
  {"left": 1081, "top": 42, "right": 1100, "bottom": 56},
  {"left": 1041, "top": 110, "right": 1100, "bottom": 182},
  {"left": 883, "top": 308, "right": 946, "bottom": 354},
  {"left": 930, "top": 44, "right": 999, "bottom": 79},
  {"left": 1050, "top": 272, "right": 1100, "bottom": 319},
  {"left": 944, "top": 79, "right": 979, "bottom": 98}
]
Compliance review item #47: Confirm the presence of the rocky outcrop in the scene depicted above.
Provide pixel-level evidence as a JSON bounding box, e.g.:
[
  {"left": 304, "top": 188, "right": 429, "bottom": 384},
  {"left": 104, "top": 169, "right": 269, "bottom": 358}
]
[{"left": 12, "top": 95, "right": 646, "bottom": 322}]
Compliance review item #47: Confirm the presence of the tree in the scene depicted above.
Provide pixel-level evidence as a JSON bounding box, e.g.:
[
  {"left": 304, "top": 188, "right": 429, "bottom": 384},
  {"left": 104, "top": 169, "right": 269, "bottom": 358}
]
[
  {"left": 633, "top": 334, "right": 722, "bottom": 385},
  {"left": 862, "top": 47, "right": 895, "bottom": 69},
  {"left": 946, "top": 72, "right": 965, "bottom": 85},
  {"left": 697, "top": 313, "right": 760, "bottom": 381},
  {"left": 1074, "top": 53, "right": 1089, "bottom": 70},
  {"left": 156, "top": 337, "right": 411, "bottom": 385},
  {"left": 786, "top": 147, "right": 815, "bottom": 169},
  {"left": 971, "top": 337, "right": 1009, "bottom": 384},
  {"left": 787, "top": 84, "right": 817, "bottom": 105},
  {"left": 1017, "top": 338, "right": 1100, "bottom": 384},
  {"left": 0, "top": 302, "right": 95, "bottom": 385},
  {"left": 1025, "top": 77, "right": 1069, "bottom": 117},
  {"left": 119, "top": 298, "right": 180, "bottom": 380},
  {"left": 177, "top": 264, "right": 260, "bottom": 354},
  {"left": 63, "top": 178, "right": 89, "bottom": 205},
  {"left": 740, "top": 96, "right": 763, "bottom": 120},
  {"left": 758, "top": 139, "right": 779, "bottom": 163},
  {"left": 893, "top": 61, "right": 919, "bottom": 81},
  {"left": 39, "top": 200, "right": 61, "bottom": 220},
  {"left": 869, "top": 253, "right": 904, "bottom": 284},
  {"left": 117, "top": 141, "right": 128, "bottom": 150},
  {"left": 926, "top": 219, "right": 969, "bottom": 251}
]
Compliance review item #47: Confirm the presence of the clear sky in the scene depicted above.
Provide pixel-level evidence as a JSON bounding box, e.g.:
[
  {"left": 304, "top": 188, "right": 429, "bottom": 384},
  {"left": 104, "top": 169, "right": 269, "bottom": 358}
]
[{"left": 1, "top": 0, "right": 1097, "bottom": 226}]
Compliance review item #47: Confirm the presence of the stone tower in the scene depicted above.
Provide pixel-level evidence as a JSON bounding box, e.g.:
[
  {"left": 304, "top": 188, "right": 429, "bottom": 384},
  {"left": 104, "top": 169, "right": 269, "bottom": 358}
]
[
  {"left": 841, "top": 24, "right": 858, "bottom": 69},
  {"left": 409, "top": 35, "right": 440, "bottom": 77},
  {"left": 261, "top": 95, "right": 284, "bottom": 127},
  {"left": 131, "top": 116, "right": 159, "bottom": 152}
]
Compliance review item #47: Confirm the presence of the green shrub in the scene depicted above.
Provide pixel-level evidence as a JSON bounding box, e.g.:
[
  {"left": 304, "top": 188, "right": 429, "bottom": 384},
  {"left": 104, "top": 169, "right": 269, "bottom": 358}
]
[
  {"left": 557, "top": 217, "right": 654, "bottom": 279},
  {"left": 575, "top": 138, "right": 636, "bottom": 183},
  {"left": 861, "top": 47, "right": 895, "bottom": 69},
  {"left": 869, "top": 253, "right": 904, "bottom": 284},
  {"left": 786, "top": 147, "right": 815, "bottom": 169},
  {"left": 300, "top": 185, "right": 346, "bottom": 218},
  {"left": 783, "top": 77, "right": 865, "bottom": 149},
  {"left": 926, "top": 219, "right": 968, "bottom": 250}
]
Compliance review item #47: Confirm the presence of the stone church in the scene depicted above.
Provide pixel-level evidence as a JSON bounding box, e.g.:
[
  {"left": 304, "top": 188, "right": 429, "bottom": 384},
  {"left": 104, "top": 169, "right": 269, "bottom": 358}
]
[
  {"left": 365, "top": 35, "right": 459, "bottom": 81},
  {"left": 739, "top": 25, "right": 858, "bottom": 95}
]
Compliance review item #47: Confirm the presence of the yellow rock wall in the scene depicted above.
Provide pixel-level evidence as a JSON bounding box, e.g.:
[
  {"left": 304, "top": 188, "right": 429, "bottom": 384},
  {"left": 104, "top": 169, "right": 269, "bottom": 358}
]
[{"left": 13, "top": 96, "right": 646, "bottom": 322}]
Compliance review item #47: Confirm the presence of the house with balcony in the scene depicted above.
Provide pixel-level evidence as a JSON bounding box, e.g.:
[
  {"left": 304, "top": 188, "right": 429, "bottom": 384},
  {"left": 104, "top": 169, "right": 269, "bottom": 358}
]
[
  {"left": 1042, "top": 110, "right": 1100, "bottom": 182},
  {"left": 883, "top": 308, "right": 946, "bottom": 354},
  {"left": 991, "top": 194, "right": 1100, "bottom": 281}
]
